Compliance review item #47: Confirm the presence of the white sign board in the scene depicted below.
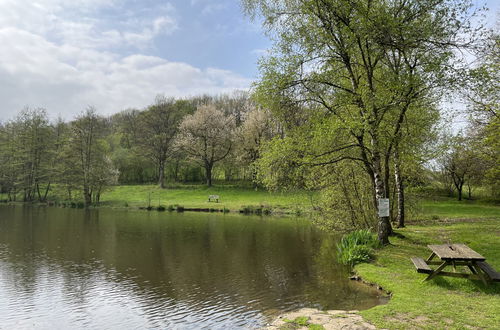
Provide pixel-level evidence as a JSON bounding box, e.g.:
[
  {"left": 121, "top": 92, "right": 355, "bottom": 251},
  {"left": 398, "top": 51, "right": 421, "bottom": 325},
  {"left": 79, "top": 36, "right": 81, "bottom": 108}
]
[{"left": 378, "top": 198, "right": 390, "bottom": 217}]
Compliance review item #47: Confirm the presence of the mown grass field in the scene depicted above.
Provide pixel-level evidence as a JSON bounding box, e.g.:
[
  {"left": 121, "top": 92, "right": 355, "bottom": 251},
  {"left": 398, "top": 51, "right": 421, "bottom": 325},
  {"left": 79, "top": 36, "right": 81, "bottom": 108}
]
[
  {"left": 2, "top": 184, "right": 499, "bottom": 218},
  {"left": 412, "top": 198, "right": 500, "bottom": 220},
  {"left": 98, "top": 184, "right": 315, "bottom": 213},
  {"left": 357, "top": 219, "right": 500, "bottom": 329}
]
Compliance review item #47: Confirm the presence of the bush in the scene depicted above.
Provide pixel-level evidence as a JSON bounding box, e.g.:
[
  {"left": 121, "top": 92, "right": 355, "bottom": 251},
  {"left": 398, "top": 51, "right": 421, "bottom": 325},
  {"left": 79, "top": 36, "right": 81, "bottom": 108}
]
[{"left": 337, "top": 229, "right": 379, "bottom": 266}]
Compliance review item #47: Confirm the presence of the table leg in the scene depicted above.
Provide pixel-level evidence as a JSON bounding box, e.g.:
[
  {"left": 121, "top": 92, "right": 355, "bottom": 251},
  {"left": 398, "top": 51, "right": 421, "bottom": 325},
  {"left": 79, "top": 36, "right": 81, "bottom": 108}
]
[
  {"left": 426, "top": 252, "right": 436, "bottom": 262},
  {"left": 471, "top": 262, "right": 488, "bottom": 285},
  {"left": 467, "top": 265, "right": 477, "bottom": 274},
  {"left": 424, "top": 261, "right": 449, "bottom": 281}
]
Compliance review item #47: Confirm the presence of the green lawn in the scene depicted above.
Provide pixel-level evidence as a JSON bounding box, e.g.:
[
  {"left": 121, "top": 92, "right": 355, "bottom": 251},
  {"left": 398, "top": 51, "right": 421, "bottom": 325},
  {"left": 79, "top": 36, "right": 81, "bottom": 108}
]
[
  {"left": 99, "top": 184, "right": 314, "bottom": 213},
  {"left": 357, "top": 219, "right": 500, "bottom": 329},
  {"left": 2, "top": 185, "right": 499, "bottom": 218},
  {"left": 412, "top": 197, "right": 500, "bottom": 220}
]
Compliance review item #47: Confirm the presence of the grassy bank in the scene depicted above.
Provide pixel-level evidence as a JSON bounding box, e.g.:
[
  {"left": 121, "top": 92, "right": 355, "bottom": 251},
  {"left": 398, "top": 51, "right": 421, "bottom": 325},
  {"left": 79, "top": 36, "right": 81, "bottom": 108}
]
[
  {"left": 96, "top": 184, "right": 313, "bottom": 214},
  {"left": 413, "top": 198, "right": 500, "bottom": 220},
  {"left": 356, "top": 219, "right": 500, "bottom": 329},
  {"left": 2, "top": 184, "right": 499, "bottom": 217}
]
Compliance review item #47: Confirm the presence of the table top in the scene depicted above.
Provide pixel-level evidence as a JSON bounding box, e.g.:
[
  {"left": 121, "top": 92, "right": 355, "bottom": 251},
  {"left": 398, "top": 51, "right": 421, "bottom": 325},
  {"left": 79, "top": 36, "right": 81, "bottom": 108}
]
[{"left": 427, "top": 244, "right": 485, "bottom": 261}]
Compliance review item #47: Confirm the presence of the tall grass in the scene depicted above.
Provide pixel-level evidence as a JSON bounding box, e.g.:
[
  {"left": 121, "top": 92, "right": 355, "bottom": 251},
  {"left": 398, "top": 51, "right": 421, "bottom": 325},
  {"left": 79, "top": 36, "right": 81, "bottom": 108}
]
[{"left": 337, "top": 229, "right": 380, "bottom": 266}]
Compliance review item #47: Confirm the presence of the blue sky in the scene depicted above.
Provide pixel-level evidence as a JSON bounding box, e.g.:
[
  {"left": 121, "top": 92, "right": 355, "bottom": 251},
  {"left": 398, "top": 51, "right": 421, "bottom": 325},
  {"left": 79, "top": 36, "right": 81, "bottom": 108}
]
[{"left": 0, "top": 0, "right": 496, "bottom": 120}]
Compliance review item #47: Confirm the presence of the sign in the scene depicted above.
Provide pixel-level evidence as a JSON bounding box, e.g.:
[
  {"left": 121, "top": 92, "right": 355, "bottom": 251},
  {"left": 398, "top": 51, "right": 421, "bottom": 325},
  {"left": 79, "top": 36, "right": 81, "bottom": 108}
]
[{"left": 377, "top": 198, "right": 390, "bottom": 217}]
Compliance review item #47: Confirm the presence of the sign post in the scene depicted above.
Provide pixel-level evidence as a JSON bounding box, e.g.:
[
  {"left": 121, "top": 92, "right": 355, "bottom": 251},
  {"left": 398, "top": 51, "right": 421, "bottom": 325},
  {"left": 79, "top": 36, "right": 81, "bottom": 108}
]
[{"left": 378, "top": 198, "right": 390, "bottom": 218}]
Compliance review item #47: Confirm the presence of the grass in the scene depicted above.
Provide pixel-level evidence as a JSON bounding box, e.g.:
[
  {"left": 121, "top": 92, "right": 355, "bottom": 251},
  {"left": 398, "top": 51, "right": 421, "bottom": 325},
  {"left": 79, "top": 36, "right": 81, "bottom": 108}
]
[
  {"left": 413, "top": 198, "right": 500, "bottom": 220},
  {"left": 283, "top": 316, "right": 325, "bottom": 330},
  {"left": 356, "top": 219, "right": 500, "bottom": 329},
  {"left": 2, "top": 185, "right": 499, "bottom": 218},
  {"left": 99, "top": 184, "right": 314, "bottom": 214}
]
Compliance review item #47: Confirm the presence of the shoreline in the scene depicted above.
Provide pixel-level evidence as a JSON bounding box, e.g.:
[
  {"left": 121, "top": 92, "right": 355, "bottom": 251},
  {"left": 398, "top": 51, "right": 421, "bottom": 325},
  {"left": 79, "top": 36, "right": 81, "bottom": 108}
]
[
  {"left": 264, "top": 308, "right": 380, "bottom": 330},
  {"left": 0, "top": 200, "right": 306, "bottom": 216},
  {"left": 264, "top": 274, "right": 391, "bottom": 329}
]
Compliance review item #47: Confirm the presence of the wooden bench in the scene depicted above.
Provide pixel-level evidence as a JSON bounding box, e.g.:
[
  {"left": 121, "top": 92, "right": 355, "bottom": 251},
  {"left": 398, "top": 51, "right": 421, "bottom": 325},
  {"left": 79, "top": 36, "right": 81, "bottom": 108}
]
[
  {"left": 477, "top": 261, "right": 500, "bottom": 282},
  {"left": 208, "top": 195, "right": 219, "bottom": 203},
  {"left": 411, "top": 257, "right": 432, "bottom": 274}
]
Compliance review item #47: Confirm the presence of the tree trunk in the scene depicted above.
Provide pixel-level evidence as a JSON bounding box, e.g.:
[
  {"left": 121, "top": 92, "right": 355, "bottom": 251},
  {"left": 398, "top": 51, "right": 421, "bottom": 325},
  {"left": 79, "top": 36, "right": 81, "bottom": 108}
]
[
  {"left": 457, "top": 183, "right": 463, "bottom": 201},
  {"left": 36, "top": 183, "right": 42, "bottom": 202},
  {"left": 158, "top": 160, "right": 166, "bottom": 188},
  {"left": 394, "top": 150, "right": 405, "bottom": 228},
  {"left": 174, "top": 159, "right": 179, "bottom": 182},
  {"left": 43, "top": 183, "right": 51, "bottom": 202},
  {"left": 83, "top": 185, "right": 92, "bottom": 206},
  {"left": 205, "top": 163, "right": 213, "bottom": 187},
  {"left": 373, "top": 152, "right": 391, "bottom": 245}
]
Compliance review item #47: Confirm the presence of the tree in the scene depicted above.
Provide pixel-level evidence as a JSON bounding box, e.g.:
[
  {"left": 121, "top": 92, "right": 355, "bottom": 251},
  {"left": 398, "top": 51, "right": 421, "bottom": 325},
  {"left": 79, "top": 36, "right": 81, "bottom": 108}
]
[
  {"left": 463, "top": 30, "right": 499, "bottom": 198},
  {"left": 135, "top": 97, "right": 188, "bottom": 188},
  {"left": 65, "top": 107, "right": 117, "bottom": 206},
  {"left": 439, "top": 134, "right": 483, "bottom": 201},
  {"left": 237, "top": 107, "right": 277, "bottom": 184},
  {"left": 0, "top": 121, "right": 20, "bottom": 200},
  {"left": 4, "top": 108, "right": 53, "bottom": 202},
  {"left": 243, "top": 0, "right": 478, "bottom": 244},
  {"left": 176, "top": 105, "right": 235, "bottom": 186}
]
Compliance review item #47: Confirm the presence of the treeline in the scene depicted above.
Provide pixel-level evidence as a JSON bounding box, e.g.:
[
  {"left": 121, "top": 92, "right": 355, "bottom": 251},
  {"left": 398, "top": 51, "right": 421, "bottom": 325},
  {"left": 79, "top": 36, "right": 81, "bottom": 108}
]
[{"left": 0, "top": 92, "right": 280, "bottom": 205}]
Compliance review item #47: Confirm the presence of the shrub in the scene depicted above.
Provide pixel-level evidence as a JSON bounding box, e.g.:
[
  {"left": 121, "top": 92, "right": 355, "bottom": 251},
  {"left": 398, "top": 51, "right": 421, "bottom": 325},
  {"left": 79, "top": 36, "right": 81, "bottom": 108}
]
[{"left": 337, "top": 229, "right": 379, "bottom": 266}]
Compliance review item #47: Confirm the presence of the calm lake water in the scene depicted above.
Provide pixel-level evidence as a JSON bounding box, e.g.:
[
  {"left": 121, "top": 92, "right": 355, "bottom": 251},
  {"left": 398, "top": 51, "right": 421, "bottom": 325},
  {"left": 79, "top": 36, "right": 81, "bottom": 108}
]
[{"left": 0, "top": 205, "right": 385, "bottom": 329}]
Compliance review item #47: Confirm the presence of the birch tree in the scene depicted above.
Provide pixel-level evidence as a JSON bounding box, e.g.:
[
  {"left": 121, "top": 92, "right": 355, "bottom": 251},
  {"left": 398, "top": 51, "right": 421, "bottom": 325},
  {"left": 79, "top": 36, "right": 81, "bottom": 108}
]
[{"left": 243, "top": 0, "right": 479, "bottom": 243}]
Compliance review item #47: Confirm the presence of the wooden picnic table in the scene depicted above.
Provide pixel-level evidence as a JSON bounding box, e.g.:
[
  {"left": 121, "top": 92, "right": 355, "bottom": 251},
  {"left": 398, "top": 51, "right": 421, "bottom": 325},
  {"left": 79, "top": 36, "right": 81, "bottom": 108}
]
[{"left": 411, "top": 244, "right": 500, "bottom": 285}]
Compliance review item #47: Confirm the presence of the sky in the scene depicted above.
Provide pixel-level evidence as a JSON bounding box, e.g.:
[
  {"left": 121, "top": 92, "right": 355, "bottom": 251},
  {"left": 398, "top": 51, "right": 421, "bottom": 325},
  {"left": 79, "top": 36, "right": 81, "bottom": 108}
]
[
  {"left": 0, "top": 0, "right": 497, "bottom": 121},
  {"left": 0, "top": 0, "right": 270, "bottom": 120}
]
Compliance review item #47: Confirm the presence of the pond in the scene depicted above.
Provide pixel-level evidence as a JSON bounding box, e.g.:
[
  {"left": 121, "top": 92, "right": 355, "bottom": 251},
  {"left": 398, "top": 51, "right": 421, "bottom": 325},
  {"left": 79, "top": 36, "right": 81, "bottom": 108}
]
[{"left": 0, "top": 205, "right": 385, "bottom": 329}]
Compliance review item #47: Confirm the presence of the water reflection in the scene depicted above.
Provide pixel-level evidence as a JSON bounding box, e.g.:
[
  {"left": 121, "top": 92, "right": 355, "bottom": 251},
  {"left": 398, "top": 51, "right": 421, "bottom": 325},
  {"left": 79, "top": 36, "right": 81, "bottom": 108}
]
[{"left": 0, "top": 205, "right": 384, "bottom": 329}]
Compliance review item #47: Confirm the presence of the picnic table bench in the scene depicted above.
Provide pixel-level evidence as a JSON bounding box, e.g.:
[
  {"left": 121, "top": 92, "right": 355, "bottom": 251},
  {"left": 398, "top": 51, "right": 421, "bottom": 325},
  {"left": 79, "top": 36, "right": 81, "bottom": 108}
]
[
  {"left": 208, "top": 195, "right": 219, "bottom": 203},
  {"left": 411, "top": 244, "right": 500, "bottom": 285}
]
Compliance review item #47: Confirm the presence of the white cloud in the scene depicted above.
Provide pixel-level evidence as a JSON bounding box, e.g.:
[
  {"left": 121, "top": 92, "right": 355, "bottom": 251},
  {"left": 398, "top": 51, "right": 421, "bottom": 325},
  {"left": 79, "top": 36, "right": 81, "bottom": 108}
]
[
  {"left": 251, "top": 48, "right": 269, "bottom": 56},
  {"left": 190, "top": 0, "right": 228, "bottom": 15},
  {"left": 0, "top": 1, "right": 252, "bottom": 120}
]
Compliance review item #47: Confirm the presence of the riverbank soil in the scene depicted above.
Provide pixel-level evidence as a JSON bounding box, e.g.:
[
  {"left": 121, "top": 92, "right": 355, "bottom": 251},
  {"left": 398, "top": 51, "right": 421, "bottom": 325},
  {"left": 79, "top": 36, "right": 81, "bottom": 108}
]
[
  {"left": 356, "top": 219, "right": 500, "bottom": 329},
  {"left": 265, "top": 308, "right": 377, "bottom": 329}
]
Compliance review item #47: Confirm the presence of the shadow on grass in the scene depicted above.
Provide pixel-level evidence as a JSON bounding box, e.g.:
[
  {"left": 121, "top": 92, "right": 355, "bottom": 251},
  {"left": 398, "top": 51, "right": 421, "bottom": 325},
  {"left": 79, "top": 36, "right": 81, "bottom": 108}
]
[{"left": 431, "top": 276, "right": 500, "bottom": 294}]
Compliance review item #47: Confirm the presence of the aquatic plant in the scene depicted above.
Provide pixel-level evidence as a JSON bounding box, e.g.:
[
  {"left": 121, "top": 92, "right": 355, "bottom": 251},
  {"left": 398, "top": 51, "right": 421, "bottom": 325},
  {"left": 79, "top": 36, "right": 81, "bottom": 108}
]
[{"left": 337, "top": 229, "right": 380, "bottom": 266}]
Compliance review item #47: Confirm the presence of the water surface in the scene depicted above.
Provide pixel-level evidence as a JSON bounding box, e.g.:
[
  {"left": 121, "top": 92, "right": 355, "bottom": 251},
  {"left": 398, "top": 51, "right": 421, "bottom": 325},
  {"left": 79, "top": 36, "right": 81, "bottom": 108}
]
[{"left": 0, "top": 205, "right": 385, "bottom": 329}]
